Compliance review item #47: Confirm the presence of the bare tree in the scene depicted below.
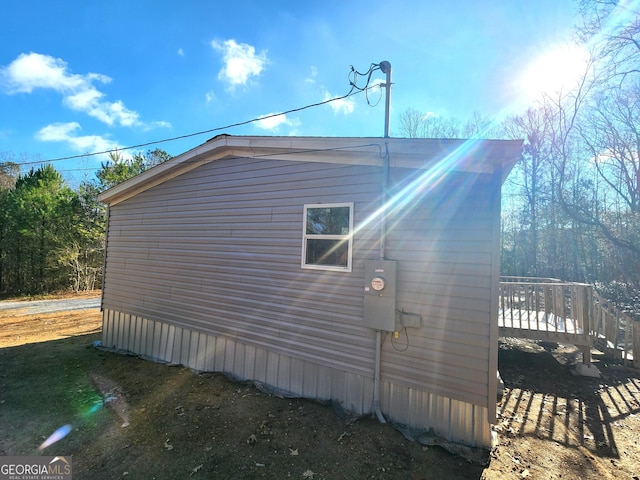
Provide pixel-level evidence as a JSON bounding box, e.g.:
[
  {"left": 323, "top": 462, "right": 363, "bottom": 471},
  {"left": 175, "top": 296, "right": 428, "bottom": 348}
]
[
  {"left": 502, "top": 108, "right": 554, "bottom": 275},
  {"left": 562, "top": 84, "right": 640, "bottom": 260},
  {"left": 581, "top": 85, "right": 640, "bottom": 213},
  {"left": 578, "top": 0, "right": 640, "bottom": 88},
  {"left": 398, "top": 108, "right": 426, "bottom": 138},
  {"left": 461, "top": 111, "right": 502, "bottom": 138},
  {"left": 0, "top": 154, "right": 21, "bottom": 190},
  {"left": 397, "top": 108, "right": 462, "bottom": 138},
  {"left": 397, "top": 109, "right": 500, "bottom": 139},
  {"left": 545, "top": 1, "right": 640, "bottom": 285}
]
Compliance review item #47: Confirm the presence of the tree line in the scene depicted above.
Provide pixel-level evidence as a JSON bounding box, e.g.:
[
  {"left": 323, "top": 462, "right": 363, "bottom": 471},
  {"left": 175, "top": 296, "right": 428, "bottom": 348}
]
[{"left": 0, "top": 149, "right": 170, "bottom": 295}]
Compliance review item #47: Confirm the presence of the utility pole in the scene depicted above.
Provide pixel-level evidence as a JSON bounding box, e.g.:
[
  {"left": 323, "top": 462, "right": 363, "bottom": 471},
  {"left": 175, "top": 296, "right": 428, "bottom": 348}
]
[{"left": 379, "top": 61, "right": 392, "bottom": 138}]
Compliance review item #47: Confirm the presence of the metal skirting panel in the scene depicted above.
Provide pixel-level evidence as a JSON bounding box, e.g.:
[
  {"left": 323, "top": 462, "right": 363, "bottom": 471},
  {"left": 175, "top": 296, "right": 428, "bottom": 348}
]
[
  {"left": 102, "top": 309, "right": 491, "bottom": 447},
  {"left": 380, "top": 382, "right": 489, "bottom": 447}
]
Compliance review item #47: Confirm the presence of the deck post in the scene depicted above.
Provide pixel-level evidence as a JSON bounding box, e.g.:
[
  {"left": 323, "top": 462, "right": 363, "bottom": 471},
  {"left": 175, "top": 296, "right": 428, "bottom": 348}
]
[
  {"left": 575, "top": 345, "right": 600, "bottom": 377},
  {"left": 634, "top": 322, "right": 640, "bottom": 370},
  {"left": 574, "top": 285, "right": 600, "bottom": 377},
  {"left": 581, "top": 345, "right": 592, "bottom": 365}
]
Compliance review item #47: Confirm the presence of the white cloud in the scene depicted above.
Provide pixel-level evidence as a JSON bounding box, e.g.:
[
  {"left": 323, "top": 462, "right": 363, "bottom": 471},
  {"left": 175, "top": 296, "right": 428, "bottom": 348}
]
[
  {"left": 205, "top": 90, "right": 217, "bottom": 103},
  {"left": 0, "top": 52, "right": 164, "bottom": 129},
  {"left": 177, "top": 48, "right": 185, "bottom": 56},
  {"left": 0, "top": 52, "right": 108, "bottom": 94},
  {"left": 211, "top": 39, "right": 267, "bottom": 89},
  {"left": 256, "top": 113, "right": 288, "bottom": 130},
  {"left": 145, "top": 120, "right": 172, "bottom": 130},
  {"left": 305, "top": 65, "right": 318, "bottom": 84},
  {"left": 36, "top": 122, "right": 122, "bottom": 155},
  {"left": 322, "top": 87, "right": 355, "bottom": 115},
  {"left": 255, "top": 113, "right": 300, "bottom": 133},
  {"left": 64, "top": 91, "right": 140, "bottom": 127}
]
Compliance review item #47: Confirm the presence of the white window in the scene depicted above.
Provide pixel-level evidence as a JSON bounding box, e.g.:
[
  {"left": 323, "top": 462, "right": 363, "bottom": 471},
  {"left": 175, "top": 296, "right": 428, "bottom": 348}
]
[{"left": 302, "top": 203, "right": 353, "bottom": 272}]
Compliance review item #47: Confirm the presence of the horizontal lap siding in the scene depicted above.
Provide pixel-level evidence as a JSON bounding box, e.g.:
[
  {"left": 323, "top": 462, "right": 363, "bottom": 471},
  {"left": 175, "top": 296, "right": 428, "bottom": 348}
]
[
  {"left": 102, "top": 158, "right": 500, "bottom": 447},
  {"left": 103, "top": 158, "right": 382, "bottom": 376},
  {"left": 383, "top": 172, "right": 496, "bottom": 409}
]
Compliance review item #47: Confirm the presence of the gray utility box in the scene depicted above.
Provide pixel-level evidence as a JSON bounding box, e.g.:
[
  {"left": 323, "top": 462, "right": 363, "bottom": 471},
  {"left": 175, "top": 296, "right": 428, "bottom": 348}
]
[{"left": 364, "top": 259, "right": 397, "bottom": 331}]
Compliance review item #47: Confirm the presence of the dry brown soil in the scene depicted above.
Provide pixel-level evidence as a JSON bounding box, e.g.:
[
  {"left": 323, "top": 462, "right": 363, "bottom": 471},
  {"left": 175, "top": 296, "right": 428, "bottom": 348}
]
[{"left": 0, "top": 293, "right": 639, "bottom": 479}]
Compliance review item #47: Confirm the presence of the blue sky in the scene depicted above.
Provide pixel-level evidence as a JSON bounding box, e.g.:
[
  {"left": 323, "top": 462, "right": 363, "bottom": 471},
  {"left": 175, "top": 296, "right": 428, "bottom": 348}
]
[{"left": 0, "top": 0, "right": 578, "bottom": 182}]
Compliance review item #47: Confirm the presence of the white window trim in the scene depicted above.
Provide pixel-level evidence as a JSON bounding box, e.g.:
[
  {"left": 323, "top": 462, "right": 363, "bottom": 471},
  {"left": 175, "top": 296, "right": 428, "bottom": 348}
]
[{"left": 301, "top": 202, "right": 354, "bottom": 272}]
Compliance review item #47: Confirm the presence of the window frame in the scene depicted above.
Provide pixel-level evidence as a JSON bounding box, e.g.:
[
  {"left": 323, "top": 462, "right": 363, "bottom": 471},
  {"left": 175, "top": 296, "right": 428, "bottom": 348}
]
[{"left": 301, "top": 202, "right": 354, "bottom": 272}]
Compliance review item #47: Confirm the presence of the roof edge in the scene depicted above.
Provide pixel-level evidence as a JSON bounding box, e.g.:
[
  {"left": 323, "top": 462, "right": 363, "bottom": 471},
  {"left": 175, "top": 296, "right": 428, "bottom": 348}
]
[{"left": 98, "top": 135, "right": 523, "bottom": 205}]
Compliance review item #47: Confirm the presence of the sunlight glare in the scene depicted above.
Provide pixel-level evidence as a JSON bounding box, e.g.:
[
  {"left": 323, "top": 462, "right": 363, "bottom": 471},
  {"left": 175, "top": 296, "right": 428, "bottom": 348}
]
[{"left": 519, "top": 43, "right": 589, "bottom": 100}]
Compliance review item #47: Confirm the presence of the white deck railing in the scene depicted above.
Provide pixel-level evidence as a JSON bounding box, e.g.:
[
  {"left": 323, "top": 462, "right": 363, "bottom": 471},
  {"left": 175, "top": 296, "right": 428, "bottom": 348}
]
[
  {"left": 592, "top": 291, "right": 638, "bottom": 366},
  {"left": 499, "top": 277, "right": 638, "bottom": 368}
]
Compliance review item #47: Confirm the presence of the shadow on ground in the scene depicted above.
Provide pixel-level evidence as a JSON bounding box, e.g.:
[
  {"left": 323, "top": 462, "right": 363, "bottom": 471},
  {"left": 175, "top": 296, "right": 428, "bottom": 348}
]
[{"left": 488, "top": 338, "right": 640, "bottom": 479}]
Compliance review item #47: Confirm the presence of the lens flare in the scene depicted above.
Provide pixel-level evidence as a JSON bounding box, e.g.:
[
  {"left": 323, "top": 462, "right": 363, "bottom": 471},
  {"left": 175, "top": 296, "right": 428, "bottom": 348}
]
[
  {"left": 38, "top": 424, "right": 72, "bottom": 451},
  {"left": 35, "top": 376, "right": 127, "bottom": 451}
]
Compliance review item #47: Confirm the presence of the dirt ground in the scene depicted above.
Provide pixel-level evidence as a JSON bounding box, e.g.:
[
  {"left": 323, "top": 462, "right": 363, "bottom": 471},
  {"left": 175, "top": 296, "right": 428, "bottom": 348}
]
[{"left": 1, "top": 294, "right": 639, "bottom": 479}]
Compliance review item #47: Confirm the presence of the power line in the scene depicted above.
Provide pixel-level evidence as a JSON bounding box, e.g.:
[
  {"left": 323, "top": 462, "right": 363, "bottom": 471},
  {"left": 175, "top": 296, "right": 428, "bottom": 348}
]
[{"left": 18, "top": 85, "right": 379, "bottom": 167}]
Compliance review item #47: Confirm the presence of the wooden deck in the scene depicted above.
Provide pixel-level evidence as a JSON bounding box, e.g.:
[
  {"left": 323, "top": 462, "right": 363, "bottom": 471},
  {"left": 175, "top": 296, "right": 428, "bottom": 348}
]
[{"left": 499, "top": 277, "right": 638, "bottom": 368}]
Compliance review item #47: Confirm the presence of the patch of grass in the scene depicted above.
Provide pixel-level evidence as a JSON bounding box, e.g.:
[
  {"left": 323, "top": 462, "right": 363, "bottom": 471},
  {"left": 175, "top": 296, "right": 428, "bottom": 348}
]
[{"left": 0, "top": 333, "right": 109, "bottom": 454}]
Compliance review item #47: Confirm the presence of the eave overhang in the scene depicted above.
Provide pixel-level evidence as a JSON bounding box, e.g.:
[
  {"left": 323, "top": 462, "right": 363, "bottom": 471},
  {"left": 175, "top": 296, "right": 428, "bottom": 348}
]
[{"left": 98, "top": 135, "right": 523, "bottom": 206}]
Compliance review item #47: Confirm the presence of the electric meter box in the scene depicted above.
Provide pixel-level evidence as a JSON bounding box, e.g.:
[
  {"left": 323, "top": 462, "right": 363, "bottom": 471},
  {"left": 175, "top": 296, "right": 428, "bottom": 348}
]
[{"left": 364, "top": 259, "right": 397, "bottom": 331}]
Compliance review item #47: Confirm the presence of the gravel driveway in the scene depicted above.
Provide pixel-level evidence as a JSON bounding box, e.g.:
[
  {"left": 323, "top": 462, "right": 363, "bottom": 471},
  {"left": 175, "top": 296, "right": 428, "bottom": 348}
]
[{"left": 0, "top": 296, "right": 101, "bottom": 315}]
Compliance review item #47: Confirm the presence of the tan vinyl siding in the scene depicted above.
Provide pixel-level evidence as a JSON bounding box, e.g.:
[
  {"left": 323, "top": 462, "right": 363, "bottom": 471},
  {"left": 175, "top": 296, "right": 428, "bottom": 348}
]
[
  {"left": 103, "top": 158, "right": 381, "bottom": 377},
  {"left": 102, "top": 153, "right": 504, "bottom": 447},
  {"left": 382, "top": 172, "right": 497, "bottom": 407}
]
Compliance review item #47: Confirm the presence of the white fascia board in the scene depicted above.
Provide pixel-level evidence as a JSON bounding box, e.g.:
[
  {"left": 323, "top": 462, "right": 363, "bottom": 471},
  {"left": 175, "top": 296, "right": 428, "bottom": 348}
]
[{"left": 98, "top": 136, "right": 523, "bottom": 205}]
